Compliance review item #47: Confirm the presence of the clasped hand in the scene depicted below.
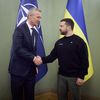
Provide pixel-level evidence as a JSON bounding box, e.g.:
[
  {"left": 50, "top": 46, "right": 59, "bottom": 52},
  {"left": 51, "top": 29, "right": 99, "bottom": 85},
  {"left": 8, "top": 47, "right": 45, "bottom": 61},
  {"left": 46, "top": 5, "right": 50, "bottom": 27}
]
[{"left": 33, "top": 56, "right": 42, "bottom": 65}]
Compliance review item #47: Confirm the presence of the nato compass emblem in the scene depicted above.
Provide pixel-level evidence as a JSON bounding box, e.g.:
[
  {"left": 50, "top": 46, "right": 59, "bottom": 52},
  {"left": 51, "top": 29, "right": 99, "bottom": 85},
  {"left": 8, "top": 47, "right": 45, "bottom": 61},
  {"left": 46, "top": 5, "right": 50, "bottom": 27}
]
[{"left": 17, "top": 3, "right": 37, "bottom": 27}]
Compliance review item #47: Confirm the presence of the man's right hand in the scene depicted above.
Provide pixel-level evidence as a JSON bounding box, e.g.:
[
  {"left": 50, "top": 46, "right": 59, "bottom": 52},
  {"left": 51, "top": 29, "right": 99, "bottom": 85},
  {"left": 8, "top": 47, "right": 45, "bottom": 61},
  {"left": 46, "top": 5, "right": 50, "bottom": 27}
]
[{"left": 33, "top": 56, "right": 42, "bottom": 65}]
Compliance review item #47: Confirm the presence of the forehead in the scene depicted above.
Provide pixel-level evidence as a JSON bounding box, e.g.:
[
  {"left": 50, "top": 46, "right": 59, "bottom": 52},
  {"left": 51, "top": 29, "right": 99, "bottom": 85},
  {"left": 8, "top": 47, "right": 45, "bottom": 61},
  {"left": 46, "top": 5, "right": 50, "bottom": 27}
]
[
  {"left": 60, "top": 21, "right": 66, "bottom": 26},
  {"left": 34, "top": 11, "right": 41, "bottom": 16}
]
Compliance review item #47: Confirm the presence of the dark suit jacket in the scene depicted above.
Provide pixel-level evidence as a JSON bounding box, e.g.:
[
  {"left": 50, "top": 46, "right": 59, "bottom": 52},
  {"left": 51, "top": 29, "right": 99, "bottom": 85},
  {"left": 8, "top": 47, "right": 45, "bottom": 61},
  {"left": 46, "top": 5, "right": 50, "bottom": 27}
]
[{"left": 9, "top": 22, "right": 37, "bottom": 76}]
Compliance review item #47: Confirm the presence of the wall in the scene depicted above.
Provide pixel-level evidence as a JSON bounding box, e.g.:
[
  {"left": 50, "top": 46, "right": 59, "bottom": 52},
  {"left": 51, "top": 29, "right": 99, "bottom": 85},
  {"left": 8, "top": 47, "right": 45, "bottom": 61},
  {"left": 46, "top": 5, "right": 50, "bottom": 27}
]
[
  {"left": 0, "top": 0, "right": 100, "bottom": 99},
  {"left": 0, "top": 0, "right": 19, "bottom": 100}
]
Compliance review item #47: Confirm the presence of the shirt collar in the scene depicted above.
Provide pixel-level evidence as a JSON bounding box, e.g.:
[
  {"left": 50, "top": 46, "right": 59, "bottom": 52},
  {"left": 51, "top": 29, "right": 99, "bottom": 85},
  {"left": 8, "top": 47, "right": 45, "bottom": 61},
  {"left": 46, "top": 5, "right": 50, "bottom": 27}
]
[{"left": 26, "top": 21, "right": 39, "bottom": 33}]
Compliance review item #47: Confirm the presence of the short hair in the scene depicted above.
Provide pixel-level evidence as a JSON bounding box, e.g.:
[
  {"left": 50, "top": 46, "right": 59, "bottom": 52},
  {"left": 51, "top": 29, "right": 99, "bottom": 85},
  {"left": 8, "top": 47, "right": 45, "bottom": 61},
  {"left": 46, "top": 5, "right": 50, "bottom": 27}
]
[
  {"left": 27, "top": 8, "right": 41, "bottom": 18},
  {"left": 60, "top": 18, "right": 74, "bottom": 30}
]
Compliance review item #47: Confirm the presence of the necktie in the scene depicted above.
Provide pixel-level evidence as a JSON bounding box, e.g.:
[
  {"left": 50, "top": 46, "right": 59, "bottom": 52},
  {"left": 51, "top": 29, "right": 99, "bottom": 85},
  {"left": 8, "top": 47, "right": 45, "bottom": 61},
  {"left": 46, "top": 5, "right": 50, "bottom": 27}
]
[
  {"left": 31, "top": 28, "right": 38, "bottom": 73},
  {"left": 31, "top": 28, "right": 38, "bottom": 51}
]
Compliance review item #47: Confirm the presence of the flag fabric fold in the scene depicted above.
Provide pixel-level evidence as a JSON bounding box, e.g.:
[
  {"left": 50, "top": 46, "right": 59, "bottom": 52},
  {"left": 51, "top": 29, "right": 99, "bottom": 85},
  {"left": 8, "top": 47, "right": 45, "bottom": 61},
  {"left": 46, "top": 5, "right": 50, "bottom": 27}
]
[
  {"left": 63, "top": 0, "right": 94, "bottom": 81},
  {"left": 16, "top": 0, "right": 47, "bottom": 81}
]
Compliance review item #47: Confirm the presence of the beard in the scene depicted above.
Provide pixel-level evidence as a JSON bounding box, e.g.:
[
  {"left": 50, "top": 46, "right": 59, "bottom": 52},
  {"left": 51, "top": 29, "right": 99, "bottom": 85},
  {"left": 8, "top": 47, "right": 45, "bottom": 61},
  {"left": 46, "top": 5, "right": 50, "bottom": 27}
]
[
  {"left": 60, "top": 30, "right": 68, "bottom": 35},
  {"left": 61, "top": 32, "right": 66, "bottom": 35}
]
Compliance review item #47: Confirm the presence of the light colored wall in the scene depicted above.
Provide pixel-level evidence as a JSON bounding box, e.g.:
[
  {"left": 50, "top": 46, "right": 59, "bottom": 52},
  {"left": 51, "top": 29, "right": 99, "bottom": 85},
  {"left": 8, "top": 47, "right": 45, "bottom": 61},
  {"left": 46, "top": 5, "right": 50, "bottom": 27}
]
[
  {"left": 0, "top": 0, "right": 100, "bottom": 99},
  {"left": 0, "top": 0, "right": 19, "bottom": 100}
]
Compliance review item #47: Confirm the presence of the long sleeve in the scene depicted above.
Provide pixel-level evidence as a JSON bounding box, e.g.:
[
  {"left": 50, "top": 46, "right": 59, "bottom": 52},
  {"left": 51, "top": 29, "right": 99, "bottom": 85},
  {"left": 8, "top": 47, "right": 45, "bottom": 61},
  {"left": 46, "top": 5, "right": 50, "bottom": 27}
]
[
  {"left": 42, "top": 44, "right": 57, "bottom": 64},
  {"left": 78, "top": 41, "right": 89, "bottom": 79}
]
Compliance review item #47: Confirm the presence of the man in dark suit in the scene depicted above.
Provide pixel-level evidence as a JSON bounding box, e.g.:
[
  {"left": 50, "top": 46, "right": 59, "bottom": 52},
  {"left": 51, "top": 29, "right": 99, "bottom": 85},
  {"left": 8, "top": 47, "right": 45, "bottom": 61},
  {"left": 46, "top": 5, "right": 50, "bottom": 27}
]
[{"left": 9, "top": 8, "right": 42, "bottom": 100}]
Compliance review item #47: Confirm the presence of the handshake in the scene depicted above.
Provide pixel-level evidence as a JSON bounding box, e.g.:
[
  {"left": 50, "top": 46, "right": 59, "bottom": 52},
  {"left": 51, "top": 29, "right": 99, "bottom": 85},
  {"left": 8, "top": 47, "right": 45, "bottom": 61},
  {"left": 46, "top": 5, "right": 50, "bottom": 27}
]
[{"left": 33, "top": 56, "right": 43, "bottom": 65}]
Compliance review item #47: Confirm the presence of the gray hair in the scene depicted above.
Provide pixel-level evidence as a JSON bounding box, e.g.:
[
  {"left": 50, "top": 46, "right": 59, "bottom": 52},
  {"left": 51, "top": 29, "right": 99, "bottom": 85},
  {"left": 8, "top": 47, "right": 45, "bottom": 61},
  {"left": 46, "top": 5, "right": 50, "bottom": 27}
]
[{"left": 27, "top": 8, "right": 41, "bottom": 19}]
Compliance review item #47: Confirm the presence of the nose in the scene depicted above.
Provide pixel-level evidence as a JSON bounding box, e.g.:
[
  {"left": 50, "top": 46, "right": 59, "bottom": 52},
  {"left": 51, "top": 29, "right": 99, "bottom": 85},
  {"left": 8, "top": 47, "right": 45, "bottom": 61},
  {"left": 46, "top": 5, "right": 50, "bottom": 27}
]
[
  {"left": 59, "top": 27, "right": 61, "bottom": 30},
  {"left": 38, "top": 19, "right": 41, "bottom": 22}
]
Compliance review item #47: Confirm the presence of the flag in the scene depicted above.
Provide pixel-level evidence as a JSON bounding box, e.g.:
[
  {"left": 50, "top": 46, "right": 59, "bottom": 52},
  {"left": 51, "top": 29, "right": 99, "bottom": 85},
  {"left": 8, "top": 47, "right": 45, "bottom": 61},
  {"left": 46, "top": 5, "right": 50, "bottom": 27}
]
[
  {"left": 16, "top": 0, "right": 47, "bottom": 81},
  {"left": 62, "top": 0, "right": 94, "bottom": 81}
]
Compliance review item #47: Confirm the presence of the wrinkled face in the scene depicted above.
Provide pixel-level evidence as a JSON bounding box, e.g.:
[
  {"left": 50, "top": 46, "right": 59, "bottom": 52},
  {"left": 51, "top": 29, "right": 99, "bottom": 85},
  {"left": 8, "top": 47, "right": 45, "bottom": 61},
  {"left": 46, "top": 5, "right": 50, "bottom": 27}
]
[
  {"left": 59, "top": 21, "right": 70, "bottom": 35},
  {"left": 30, "top": 11, "right": 41, "bottom": 26}
]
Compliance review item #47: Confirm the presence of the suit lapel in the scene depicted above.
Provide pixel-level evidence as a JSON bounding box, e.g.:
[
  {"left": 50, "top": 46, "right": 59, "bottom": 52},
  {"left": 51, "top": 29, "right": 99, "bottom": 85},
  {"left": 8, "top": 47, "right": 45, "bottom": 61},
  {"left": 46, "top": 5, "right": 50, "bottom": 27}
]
[
  {"left": 24, "top": 23, "right": 32, "bottom": 39},
  {"left": 23, "top": 23, "right": 33, "bottom": 48}
]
